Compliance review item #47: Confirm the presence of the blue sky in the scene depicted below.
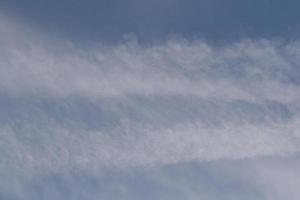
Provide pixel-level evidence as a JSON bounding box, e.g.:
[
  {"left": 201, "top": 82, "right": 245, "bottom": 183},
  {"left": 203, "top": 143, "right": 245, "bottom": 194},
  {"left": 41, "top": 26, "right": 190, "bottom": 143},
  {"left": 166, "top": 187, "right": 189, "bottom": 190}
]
[
  {"left": 2, "top": 0, "right": 300, "bottom": 44},
  {"left": 1, "top": 1, "right": 300, "bottom": 200}
]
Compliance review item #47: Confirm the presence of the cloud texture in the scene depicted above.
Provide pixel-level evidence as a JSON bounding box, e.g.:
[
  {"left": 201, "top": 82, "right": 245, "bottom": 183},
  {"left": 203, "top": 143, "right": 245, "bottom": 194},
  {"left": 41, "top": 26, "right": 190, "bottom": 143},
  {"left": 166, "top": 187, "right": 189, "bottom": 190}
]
[{"left": 1, "top": 14, "right": 300, "bottom": 198}]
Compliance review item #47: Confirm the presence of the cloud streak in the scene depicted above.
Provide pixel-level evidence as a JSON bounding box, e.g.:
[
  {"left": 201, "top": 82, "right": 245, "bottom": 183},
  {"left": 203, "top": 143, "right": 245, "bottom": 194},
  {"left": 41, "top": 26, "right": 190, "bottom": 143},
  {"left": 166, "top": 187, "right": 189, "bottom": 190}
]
[
  {"left": 1, "top": 15, "right": 300, "bottom": 195},
  {"left": 1, "top": 18, "right": 300, "bottom": 105}
]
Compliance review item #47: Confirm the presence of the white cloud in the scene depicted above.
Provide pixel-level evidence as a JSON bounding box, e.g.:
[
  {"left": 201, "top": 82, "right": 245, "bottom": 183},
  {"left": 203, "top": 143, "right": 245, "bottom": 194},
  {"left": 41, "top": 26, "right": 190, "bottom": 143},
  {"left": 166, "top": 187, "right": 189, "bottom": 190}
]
[
  {"left": 0, "top": 17, "right": 300, "bottom": 105},
  {"left": 1, "top": 14, "right": 300, "bottom": 199}
]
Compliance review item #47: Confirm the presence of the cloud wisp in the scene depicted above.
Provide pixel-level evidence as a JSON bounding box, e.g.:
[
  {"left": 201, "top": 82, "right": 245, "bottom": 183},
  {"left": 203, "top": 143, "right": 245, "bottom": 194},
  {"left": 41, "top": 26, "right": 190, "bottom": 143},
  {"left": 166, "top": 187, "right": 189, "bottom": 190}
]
[{"left": 1, "top": 14, "right": 300, "bottom": 190}]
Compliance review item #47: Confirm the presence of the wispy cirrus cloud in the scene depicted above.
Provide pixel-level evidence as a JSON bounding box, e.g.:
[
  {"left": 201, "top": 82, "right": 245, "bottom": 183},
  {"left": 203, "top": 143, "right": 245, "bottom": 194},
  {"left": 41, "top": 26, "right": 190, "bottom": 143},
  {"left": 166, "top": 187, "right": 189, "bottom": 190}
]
[
  {"left": 1, "top": 14, "right": 300, "bottom": 199},
  {"left": 1, "top": 12, "right": 300, "bottom": 167},
  {"left": 1, "top": 14, "right": 300, "bottom": 103}
]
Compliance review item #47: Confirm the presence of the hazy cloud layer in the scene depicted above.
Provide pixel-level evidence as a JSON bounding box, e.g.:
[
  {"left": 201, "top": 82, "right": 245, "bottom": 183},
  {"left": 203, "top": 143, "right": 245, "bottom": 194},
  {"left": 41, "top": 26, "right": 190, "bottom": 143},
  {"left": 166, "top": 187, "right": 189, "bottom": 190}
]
[{"left": 1, "top": 15, "right": 300, "bottom": 199}]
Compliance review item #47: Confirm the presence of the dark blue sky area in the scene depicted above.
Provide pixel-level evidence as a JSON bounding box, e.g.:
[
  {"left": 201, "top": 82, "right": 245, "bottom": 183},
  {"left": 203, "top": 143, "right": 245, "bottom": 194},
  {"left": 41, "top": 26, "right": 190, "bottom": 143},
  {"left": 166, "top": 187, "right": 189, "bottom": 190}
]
[{"left": 1, "top": 0, "right": 300, "bottom": 44}]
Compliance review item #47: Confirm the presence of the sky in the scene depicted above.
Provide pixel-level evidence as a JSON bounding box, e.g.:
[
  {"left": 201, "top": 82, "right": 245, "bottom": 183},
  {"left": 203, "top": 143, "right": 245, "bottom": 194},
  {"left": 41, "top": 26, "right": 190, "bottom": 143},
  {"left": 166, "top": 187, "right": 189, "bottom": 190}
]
[
  {"left": 2, "top": 0, "right": 300, "bottom": 44},
  {"left": 1, "top": 1, "right": 300, "bottom": 199}
]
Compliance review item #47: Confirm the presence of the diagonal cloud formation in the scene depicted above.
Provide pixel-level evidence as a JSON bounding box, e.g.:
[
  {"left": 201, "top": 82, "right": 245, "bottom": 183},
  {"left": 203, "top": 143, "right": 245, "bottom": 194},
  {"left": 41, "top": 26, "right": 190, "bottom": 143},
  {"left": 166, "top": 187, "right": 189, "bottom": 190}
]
[{"left": 1, "top": 14, "right": 300, "bottom": 187}]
